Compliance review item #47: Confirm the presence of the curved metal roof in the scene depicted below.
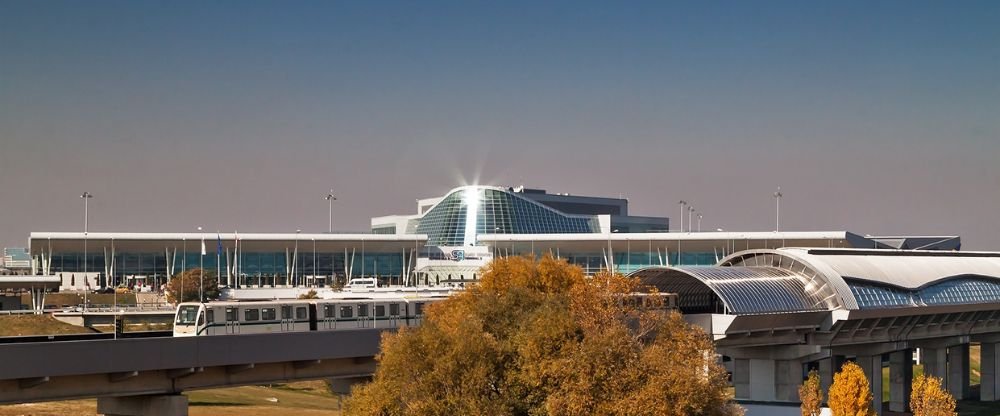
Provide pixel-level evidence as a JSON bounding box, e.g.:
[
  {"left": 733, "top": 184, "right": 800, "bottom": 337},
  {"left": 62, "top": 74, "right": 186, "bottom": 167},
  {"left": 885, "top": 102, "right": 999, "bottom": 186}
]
[
  {"left": 632, "top": 248, "right": 1000, "bottom": 315},
  {"left": 733, "top": 248, "right": 1000, "bottom": 290},
  {"left": 632, "top": 265, "right": 844, "bottom": 315}
]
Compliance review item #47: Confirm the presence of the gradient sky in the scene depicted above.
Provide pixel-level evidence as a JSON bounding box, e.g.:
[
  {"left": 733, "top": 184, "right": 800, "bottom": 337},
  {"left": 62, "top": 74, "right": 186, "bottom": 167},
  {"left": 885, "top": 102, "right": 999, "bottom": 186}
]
[{"left": 1, "top": 1, "right": 998, "bottom": 250}]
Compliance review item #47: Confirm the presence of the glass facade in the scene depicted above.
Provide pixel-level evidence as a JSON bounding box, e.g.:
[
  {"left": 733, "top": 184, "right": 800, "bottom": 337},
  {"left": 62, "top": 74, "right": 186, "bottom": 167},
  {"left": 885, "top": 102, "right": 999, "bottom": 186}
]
[
  {"left": 847, "top": 281, "right": 914, "bottom": 309},
  {"left": 416, "top": 187, "right": 600, "bottom": 247},
  {"left": 48, "top": 251, "right": 407, "bottom": 287},
  {"left": 846, "top": 277, "right": 1000, "bottom": 309},
  {"left": 919, "top": 277, "right": 1000, "bottom": 306}
]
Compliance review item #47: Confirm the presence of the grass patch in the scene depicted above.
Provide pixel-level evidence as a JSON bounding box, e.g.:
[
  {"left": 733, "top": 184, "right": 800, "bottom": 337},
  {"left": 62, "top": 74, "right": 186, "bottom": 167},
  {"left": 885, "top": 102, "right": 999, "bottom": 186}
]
[
  {"left": 0, "top": 315, "right": 95, "bottom": 336},
  {"left": 0, "top": 382, "right": 344, "bottom": 416},
  {"left": 186, "top": 381, "right": 345, "bottom": 414}
]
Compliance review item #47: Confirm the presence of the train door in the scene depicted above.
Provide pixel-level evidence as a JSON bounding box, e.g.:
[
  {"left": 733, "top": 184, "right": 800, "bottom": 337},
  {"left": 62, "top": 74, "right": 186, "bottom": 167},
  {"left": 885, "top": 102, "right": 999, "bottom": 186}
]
[
  {"left": 412, "top": 302, "right": 425, "bottom": 326},
  {"left": 321, "top": 303, "right": 336, "bottom": 330},
  {"left": 201, "top": 307, "right": 213, "bottom": 335},
  {"left": 339, "top": 304, "right": 354, "bottom": 328},
  {"left": 280, "top": 305, "right": 293, "bottom": 332},
  {"left": 388, "top": 302, "right": 400, "bottom": 327},
  {"left": 225, "top": 306, "right": 240, "bottom": 334},
  {"left": 357, "top": 303, "right": 370, "bottom": 328},
  {"left": 295, "top": 306, "right": 308, "bottom": 331},
  {"left": 374, "top": 303, "right": 387, "bottom": 328},
  {"left": 308, "top": 303, "right": 318, "bottom": 331}
]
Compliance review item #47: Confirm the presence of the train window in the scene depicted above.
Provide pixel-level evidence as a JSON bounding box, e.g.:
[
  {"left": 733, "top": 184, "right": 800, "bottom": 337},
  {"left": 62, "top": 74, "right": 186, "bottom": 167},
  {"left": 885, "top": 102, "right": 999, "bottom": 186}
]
[
  {"left": 226, "top": 307, "right": 237, "bottom": 322},
  {"left": 375, "top": 305, "right": 385, "bottom": 317},
  {"left": 262, "top": 308, "right": 276, "bottom": 321},
  {"left": 415, "top": 303, "right": 424, "bottom": 316},
  {"left": 176, "top": 305, "right": 199, "bottom": 325},
  {"left": 245, "top": 309, "right": 260, "bottom": 321},
  {"left": 324, "top": 305, "right": 334, "bottom": 318},
  {"left": 358, "top": 304, "right": 369, "bottom": 317},
  {"left": 340, "top": 305, "right": 353, "bottom": 318},
  {"left": 389, "top": 303, "right": 400, "bottom": 316},
  {"left": 296, "top": 307, "right": 307, "bottom": 320},
  {"left": 206, "top": 309, "right": 215, "bottom": 324},
  {"left": 281, "top": 305, "right": 292, "bottom": 319}
]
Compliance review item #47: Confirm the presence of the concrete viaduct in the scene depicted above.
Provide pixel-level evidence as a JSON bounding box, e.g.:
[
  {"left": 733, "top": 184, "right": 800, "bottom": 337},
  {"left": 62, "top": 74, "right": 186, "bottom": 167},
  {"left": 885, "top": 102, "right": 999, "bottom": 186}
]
[{"left": 0, "top": 329, "right": 384, "bottom": 415}]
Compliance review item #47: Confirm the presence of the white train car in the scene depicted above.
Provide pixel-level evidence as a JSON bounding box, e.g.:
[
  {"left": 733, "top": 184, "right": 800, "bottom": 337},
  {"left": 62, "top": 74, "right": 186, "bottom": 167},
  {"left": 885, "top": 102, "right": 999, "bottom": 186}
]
[{"left": 174, "top": 296, "right": 444, "bottom": 337}]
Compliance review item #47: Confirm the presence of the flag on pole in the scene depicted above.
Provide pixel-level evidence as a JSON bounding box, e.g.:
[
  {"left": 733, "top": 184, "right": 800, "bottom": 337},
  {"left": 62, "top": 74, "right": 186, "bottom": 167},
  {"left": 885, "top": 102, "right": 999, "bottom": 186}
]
[
  {"left": 200, "top": 238, "right": 207, "bottom": 256},
  {"left": 217, "top": 233, "right": 223, "bottom": 255}
]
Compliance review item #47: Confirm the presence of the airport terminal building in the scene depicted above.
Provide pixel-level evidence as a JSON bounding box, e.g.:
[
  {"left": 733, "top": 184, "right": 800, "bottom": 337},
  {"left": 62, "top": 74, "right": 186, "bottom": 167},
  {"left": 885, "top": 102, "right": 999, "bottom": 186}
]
[{"left": 25, "top": 185, "right": 960, "bottom": 291}]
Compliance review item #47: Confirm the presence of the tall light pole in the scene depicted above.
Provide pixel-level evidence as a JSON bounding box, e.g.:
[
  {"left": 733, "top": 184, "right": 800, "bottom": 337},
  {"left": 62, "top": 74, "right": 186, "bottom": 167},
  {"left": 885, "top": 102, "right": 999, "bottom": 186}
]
[
  {"left": 697, "top": 213, "right": 703, "bottom": 233},
  {"left": 198, "top": 226, "right": 204, "bottom": 302},
  {"left": 688, "top": 205, "right": 695, "bottom": 233},
  {"left": 294, "top": 229, "right": 301, "bottom": 286},
  {"left": 677, "top": 200, "right": 687, "bottom": 232},
  {"left": 774, "top": 187, "right": 783, "bottom": 232},
  {"left": 81, "top": 192, "right": 93, "bottom": 311},
  {"left": 325, "top": 191, "right": 337, "bottom": 233}
]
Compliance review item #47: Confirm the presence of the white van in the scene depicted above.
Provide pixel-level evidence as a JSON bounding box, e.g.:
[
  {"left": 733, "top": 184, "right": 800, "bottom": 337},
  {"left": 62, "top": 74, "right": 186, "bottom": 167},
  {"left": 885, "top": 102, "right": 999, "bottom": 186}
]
[{"left": 344, "top": 278, "right": 378, "bottom": 291}]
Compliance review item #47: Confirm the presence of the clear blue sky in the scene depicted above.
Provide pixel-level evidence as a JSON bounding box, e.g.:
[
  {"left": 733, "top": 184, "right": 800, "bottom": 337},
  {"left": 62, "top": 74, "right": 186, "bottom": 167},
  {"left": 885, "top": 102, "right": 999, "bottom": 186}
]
[{"left": 1, "top": 1, "right": 998, "bottom": 248}]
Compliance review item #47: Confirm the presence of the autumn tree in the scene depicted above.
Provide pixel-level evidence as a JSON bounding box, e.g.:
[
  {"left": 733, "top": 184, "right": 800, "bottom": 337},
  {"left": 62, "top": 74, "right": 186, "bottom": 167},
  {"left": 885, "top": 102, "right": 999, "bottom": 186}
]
[
  {"left": 345, "top": 254, "right": 742, "bottom": 416},
  {"left": 910, "top": 374, "right": 956, "bottom": 416},
  {"left": 298, "top": 289, "right": 320, "bottom": 299},
  {"left": 799, "top": 369, "right": 823, "bottom": 416},
  {"left": 165, "top": 268, "right": 220, "bottom": 304},
  {"left": 828, "top": 361, "right": 876, "bottom": 416}
]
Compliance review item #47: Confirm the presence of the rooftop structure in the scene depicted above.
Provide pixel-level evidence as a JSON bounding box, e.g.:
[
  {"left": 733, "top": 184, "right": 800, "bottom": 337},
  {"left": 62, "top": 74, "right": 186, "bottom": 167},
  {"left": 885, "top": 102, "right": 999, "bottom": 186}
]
[
  {"left": 371, "top": 185, "right": 670, "bottom": 245},
  {"left": 1, "top": 247, "right": 31, "bottom": 272}
]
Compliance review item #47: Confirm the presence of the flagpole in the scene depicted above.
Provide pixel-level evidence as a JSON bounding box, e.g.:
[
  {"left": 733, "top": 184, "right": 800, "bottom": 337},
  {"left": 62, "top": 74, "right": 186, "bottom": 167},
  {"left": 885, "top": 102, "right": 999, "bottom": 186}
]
[
  {"left": 216, "top": 232, "right": 222, "bottom": 290},
  {"left": 198, "top": 226, "right": 204, "bottom": 303}
]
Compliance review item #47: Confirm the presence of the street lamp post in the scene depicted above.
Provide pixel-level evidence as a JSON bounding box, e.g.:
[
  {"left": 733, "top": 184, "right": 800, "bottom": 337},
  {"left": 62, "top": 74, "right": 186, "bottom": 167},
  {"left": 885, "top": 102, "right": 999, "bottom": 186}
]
[
  {"left": 294, "top": 229, "right": 301, "bottom": 287},
  {"left": 325, "top": 191, "right": 337, "bottom": 233},
  {"left": 198, "top": 226, "right": 204, "bottom": 302},
  {"left": 697, "top": 213, "right": 703, "bottom": 233},
  {"left": 774, "top": 187, "right": 783, "bottom": 232},
  {"left": 677, "top": 200, "right": 687, "bottom": 232},
  {"left": 81, "top": 192, "right": 93, "bottom": 311},
  {"left": 688, "top": 205, "right": 695, "bottom": 233}
]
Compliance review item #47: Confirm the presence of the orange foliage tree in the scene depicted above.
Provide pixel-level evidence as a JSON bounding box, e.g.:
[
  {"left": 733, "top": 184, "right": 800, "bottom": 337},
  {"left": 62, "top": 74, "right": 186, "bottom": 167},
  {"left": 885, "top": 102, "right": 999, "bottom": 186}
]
[
  {"left": 828, "top": 361, "right": 876, "bottom": 416},
  {"left": 910, "top": 374, "right": 956, "bottom": 416},
  {"left": 164, "top": 268, "right": 220, "bottom": 304},
  {"left": 345, "top": 255, "right": 742, "bottom": 416},
  {"left": 799, "top": 369, "right": 823, "bottom": 416}
]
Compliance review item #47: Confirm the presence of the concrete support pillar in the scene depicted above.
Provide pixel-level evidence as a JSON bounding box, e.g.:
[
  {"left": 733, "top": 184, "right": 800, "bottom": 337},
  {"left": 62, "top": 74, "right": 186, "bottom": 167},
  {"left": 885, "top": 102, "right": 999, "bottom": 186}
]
[
  {"left": 982, "top": 342, "right": 1000, "bottom": 402},
  {"left": 820, "top": 355, "right": 845, "bottom": 396},
  {"left": 733, "top": 358, "right": 751, "bottom": 400},
  {"left": 858, "top": 355, "right": 884, "bottom": 416},
  {"left": 947, "top": 344, "right": 970, "bottom": 400},
  {"left": 775, "top": 359, "right": 804, "bottom": 402},
  {"left": 733, "top": 358, "right": 782, "bottom": 401},
  {"left": 889, "top": 349, "right": 913, "bottom": 412},
  {"left": 921, "top": 347, "right": 948, "bottom": 380},
  {"left": 97, "top": 394, "right": 188, "bottom": 416}
]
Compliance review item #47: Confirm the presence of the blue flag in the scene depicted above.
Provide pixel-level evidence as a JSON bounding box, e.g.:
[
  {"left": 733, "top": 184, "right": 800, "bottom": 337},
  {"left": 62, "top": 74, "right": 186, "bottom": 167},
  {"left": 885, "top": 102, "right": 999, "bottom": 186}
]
[{"left": 217, "top": 234, "right": 223, "bottom": 255}]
